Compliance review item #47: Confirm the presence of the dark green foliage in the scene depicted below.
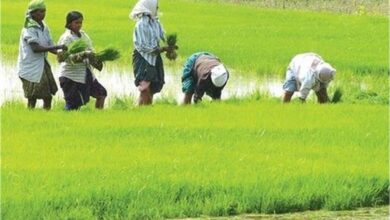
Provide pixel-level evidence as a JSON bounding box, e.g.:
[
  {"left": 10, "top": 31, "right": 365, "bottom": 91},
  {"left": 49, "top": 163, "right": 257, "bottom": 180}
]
[
  {"left": 331, "top": 88, "right": 343, "bottom": 103},
  {"left": 166, "top": 33, "right": 178, "bottom": 61},
  {"left": 166, "top": 33, "right": 177, "bottom": 46}
]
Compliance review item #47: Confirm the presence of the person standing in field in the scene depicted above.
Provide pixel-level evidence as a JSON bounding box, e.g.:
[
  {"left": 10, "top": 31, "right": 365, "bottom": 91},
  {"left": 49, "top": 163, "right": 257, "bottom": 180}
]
[
  {"left": 57, "top": 11, "right": 107, "bottom": 110},
  {"left": 130, "top": 0, "right": 172, "bottom": 105},
  {"left": 17, "top": 0, "right": 66, "bottom": 110},
  {"left": 182, "top": 52, "right": 229, "bottom": 104},
  {"left": 283, "top": 52, "right": 336, "bottom": 103}
]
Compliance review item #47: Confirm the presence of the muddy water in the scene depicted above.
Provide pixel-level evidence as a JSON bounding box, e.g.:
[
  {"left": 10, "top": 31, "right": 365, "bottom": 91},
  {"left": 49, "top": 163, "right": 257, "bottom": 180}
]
[{"left": 0, "top": 62, "right": 285, "bottom": 106}]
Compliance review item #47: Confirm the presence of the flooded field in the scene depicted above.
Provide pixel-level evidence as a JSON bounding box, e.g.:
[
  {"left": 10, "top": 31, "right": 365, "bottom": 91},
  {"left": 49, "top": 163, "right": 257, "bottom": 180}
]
[{"left": 0, "top": 62, "right": 284, "bottom": 106}]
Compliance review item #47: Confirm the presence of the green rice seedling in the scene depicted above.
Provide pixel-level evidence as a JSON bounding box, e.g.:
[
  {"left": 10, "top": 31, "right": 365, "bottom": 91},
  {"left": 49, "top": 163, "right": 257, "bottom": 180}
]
[
  {"left": 96, "top": 47, "right": 121, "bottom": 62},
  {"left": 167, "top": 33, "right": 177, "bottom": 46},
  {"left": 111, "top": 97, "right": 129, "bottom": 110},
  {"left": 0, "top": 1, "right": 389, "bottom": 218},
  {"left": 2, "top": 0, "right": 387, "bottom": 75},
  {"left": 1, "top": 102, "right": 388, "bottom": 219},
  {"left": 165, "top": 33, "right": 178, "bottom": 61},
  {"left": 331, "top": 88, "right": 343, "bottom": 103},
  {"left": 63, "top": 39, "right": 89, "bottom": 59}
]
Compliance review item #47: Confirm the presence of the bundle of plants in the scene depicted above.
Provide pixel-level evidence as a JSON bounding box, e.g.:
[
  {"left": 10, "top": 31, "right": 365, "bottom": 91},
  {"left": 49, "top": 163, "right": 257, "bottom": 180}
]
[
  {"left": 63, "top": 39, "right": 89, "bottom": 59},
  {"left": 165, "top": 33, "right": 178, "bottom": 61},
  {"left": 331, "top": 88, "right": 343, "bottom": 103},
  {"left": 96, "top": 47, "right": 121, "bottom": 62}
]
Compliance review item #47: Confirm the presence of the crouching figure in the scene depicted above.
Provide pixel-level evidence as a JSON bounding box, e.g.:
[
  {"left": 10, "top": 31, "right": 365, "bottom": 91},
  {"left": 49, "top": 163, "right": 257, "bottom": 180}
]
[
  {"left": 283, "top": 52, "right": 336, "bottom": 103},
  {"left": 182, "top": 52, "right": 229, "bottom": 104}
]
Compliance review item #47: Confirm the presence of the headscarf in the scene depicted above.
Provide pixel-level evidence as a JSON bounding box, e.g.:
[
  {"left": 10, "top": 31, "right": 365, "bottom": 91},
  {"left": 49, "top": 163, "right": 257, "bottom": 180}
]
[
  {"left": 211, "top": 64, "right": 229, "bottom": 87},
  {"left": 129, "top": 0, "right": 158, "bottom": 20},
  {"left": 315, "top": 62, "right": 336, "bottom": 83},
  {"left": 28, "top": 0, "right": 46, "bottom": 13},
  {"left": 24, "top": 0, "right": 46, "bottom": 28},
  {"left": 65, "top": 11, "right": 83, "bottom": 28}
]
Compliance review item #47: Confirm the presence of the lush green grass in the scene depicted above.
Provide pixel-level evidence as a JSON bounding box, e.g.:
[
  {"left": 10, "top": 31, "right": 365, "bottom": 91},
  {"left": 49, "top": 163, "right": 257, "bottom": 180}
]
[
  {"left": 1, "top": 0, "right": 388, "bottom": 76},
  {"left": 1, "top": 1, "right": 388, "bottom": 218},
  {"left": 2, "top": 101, "right": 388, "bottom": 219},
  {"left": 327, "top": 74, "right": 388, "bottom": 105}
]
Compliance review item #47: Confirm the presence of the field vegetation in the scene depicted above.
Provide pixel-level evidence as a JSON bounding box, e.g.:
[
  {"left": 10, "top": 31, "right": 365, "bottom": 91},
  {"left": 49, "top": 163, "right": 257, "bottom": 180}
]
[
  {"left": 1, "top": 0, "right": 388, "bottom": 219},
  {"left": 1, "top": 0, "right": 388, "bottom": 76},
  {"left": 2, "top": 101, "right": 389, "bottom": 219},
  {"left": 202, "top": 0, "right": 388, "bottom": 15}
]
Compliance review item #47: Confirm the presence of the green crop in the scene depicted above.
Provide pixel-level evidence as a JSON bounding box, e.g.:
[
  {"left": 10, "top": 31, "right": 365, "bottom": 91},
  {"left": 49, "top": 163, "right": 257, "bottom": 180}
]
[
  {"left": 96, "top": 47, "right": 121, "bottom": 62},
  {"left": 1, "top": 101, "right": 388, "bottom": 219}
]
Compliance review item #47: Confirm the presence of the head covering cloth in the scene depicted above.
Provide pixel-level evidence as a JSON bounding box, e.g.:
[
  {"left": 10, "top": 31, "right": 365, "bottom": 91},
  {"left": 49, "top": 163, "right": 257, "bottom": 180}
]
[
  {"left": 24, "top": 0, "right": 46, "bottom": 28},
  {"left": 211, "top": 64, "right": 229, "bottom": 87},
  {"left": 130, "top": 0, "right": 158, "bottom": 20},
  {"left": 315, "top": 62, "right": 336, "bottom": 83}
]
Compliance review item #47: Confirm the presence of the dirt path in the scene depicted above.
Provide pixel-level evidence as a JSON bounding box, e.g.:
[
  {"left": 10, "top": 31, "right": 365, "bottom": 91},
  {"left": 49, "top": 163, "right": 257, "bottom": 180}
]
[{"left": 172, "top": 206, "right": 389, "bottom": 219}]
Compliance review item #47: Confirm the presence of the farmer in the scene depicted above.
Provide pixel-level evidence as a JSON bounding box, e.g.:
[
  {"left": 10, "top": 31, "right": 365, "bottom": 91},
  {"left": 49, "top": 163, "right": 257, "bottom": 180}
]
[
  {"left": 130, "top": 0, "right": 172, "bottom": 105},
  {"left": 283, "top": 52, "right": 336, "bottom": 103},
  {"left": 57, "top": 11, "right": 107, "bottom": 110},
  {"left": 182, "top": 52, "right": 229, "bottom": 104},
  {"left": 17, "top": 0, "right": 66, "bottom": 110}
]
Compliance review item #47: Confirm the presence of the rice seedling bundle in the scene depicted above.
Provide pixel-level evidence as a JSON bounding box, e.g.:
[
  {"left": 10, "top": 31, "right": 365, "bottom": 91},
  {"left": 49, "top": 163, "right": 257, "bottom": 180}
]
[
  {"left": 165, "top": 33, "right": 178, "bottom": 61},
  {"left": 96, "top": 47, "right": 121, "bottom": 62},
  {"left": 63, "top": 39, "right": 89, "bottom": 59},
  {"left": 331, "top": 88, "right": 343, "bottom": 103}
]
